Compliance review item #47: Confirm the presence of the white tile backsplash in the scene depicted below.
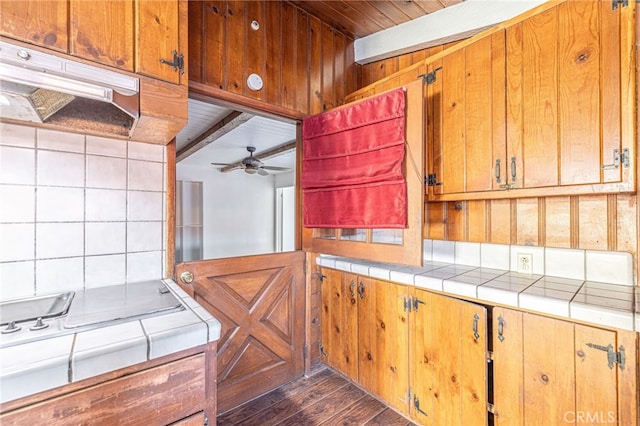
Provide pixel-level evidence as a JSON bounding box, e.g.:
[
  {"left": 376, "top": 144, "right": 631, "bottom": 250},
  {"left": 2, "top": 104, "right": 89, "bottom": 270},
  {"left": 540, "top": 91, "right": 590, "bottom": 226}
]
[
  {"left": 585, "top": 250, "right": 634, "bottom": 286},
  {"left": 36, "top": 257, "right": 84, "bottom": 293},
  {"left": 0, "top": 185, "right": 35, "bottom": 223},
  {"left": 86, "top": 155, "right": 127, "bottom": 189},
  {"left": 0, "top": 223, "right": 35, "bottom": 261},
  {"left": 432, "top": 239, "right": 455, "bottom": 263},
  {"left": 86, "top": 135, "right": 127, "bottom": 157},
  {"left": 0, "top": 261, "right": 35, "bottom": 299},
  {"left": 455, "top": 241, "right": 481, "bottom": 267},
  {"left": 481, "top": 243, "right": 510, "bottom": 270},
  {"left": 0, "top": 123, "right": 35, "bottom": 147},
  {"left": 85, "top": 189, "right": 127, "bottom": 221},
  {"left": 0, "top": 146, "right": 35, "bottom": 185},
  {"left": 37, "top": 129, "right": 85, "bottom": 153},
  {"left": 545, "top": 247, "right": 585, "bottom": 280},
  {"left": 36, "top": 187, "right": 85, "bottom": 222},
  {"left": 36, "top": 222, "right": 84, "bottom": 258},
  {"left": 128, "top": 191, "right": 163, "bottom": 221},
  {"left": 37, "top": 150, "right": 85, "bottom": 187},
  {"left": 0, "top": 123, "right": 166, "bottom": 300},
  {"left": 85, "top": 254, "right": 126, "bottom": 288},
  {"left": 85, "top": 222, "right": 126, "bottom": 255},
  {"left": 128, "top": 160, "right": 163, "bottom": 191}
]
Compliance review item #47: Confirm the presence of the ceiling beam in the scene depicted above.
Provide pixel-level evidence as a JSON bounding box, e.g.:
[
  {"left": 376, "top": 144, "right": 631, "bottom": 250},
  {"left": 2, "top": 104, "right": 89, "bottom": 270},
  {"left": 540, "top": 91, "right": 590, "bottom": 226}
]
[
  {"left": 176, "top": 111, "right": 253, "bottom": 162},
  {"left": 354, "top": 0, "right": 548, "bottom": 64},
  {"left": 220, "top": 140, "right": 297, "bottom": 173}
]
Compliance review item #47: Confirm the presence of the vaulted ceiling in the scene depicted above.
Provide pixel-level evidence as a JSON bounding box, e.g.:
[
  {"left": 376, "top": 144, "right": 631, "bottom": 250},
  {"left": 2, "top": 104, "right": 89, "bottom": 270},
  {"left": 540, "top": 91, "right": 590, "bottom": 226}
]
[{"left": 290, "top": 0, "right": 464, "bottom": 38}]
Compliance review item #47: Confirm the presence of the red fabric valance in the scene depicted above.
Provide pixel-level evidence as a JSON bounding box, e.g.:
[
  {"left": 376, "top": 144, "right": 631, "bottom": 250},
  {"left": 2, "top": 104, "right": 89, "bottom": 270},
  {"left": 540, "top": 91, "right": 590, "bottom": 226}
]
[{"left": 302, "top": 88, "right": 407, "bottom": 228}]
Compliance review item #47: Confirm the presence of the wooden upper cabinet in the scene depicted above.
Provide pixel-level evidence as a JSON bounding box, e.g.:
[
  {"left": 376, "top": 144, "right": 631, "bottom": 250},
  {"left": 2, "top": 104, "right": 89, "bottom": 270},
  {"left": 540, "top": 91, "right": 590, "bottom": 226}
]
[
  {"left": 1, "top": 0, "right": 185, "bottom": 85},
  {"left": 70, "top": 1, "right": 135, "bottom": 71},
  {"left": 427, "top": 0, "right": 635, "bottom": 201},
  {"left": 0, "top": 1, "right": 68, "bottom": 52},
  {"left": 136, "top": 0, "right": 184, "bottom": 84}
]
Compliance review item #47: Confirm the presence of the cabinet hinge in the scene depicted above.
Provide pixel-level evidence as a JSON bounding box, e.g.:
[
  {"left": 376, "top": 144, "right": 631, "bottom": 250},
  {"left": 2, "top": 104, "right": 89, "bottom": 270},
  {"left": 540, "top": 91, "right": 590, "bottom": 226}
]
[
  {"left": 317, "top": 272, "right": 327, "bottom": 283},
  {"left": 412, "top": 296, "right": 426, "bottom": 311},
  {"left": 403, "top": 297, "right": 412, "bottom": 312},
  {"left": 413, "top": 394, "right": 428, "bottom": 417},
  {"left": 160, "top": 50, "right": 185, "bottom": 74},
  {"left": 319, "top": 343, "right": 328, "bottom": 357},
  {"left": 487, "top": 403, "right": 496, "bottom": 415},
  {"left": 601, "top": 148, "right": 630, "bottom": 170},
  {"left": 418, "top": 67, "right": 442, "bottom": 85},
  {"left": 425, "top": 173, "right": 443, "bottom": 187},
  {"left": 612, "top": 0, "right": 628, "bottom": 10},
  {"left": 486, "top": 351, "right": 494, "bottom": 363},
  {"left": 303, "top": 344, "right": 308, "bottom": 360},
  {"left": 586, "top": 343, "right": 625, "bottom": 369}
]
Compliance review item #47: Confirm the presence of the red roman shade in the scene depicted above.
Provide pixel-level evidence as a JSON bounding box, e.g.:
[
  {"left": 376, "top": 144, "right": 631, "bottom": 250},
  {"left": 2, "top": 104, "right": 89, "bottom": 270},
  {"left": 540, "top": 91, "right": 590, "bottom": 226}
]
[{"left": 302, "top": 88, "right": 407, "bottom": 228}]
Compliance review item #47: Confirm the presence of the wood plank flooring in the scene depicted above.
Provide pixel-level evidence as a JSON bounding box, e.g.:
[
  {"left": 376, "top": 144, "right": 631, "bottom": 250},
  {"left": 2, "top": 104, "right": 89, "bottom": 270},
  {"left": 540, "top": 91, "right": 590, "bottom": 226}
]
[{"left": 217, "top": 367, "right": 418, "bottom": 426}]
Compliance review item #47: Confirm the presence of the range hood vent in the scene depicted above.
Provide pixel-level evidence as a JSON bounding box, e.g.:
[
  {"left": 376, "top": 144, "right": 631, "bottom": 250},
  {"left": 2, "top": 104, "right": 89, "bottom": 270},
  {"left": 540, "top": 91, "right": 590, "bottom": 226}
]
[{"left": 0, "top": 41, "right": 140, "bottom": 136}]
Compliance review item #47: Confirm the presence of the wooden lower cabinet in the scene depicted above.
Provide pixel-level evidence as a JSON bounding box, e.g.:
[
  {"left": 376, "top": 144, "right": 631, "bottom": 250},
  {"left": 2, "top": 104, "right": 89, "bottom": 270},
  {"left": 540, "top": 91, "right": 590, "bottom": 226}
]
[
  {"left": 320, "top": 268, "right": 488, "bottom": 423},
  {"left": 0, "top": 343, "right": 217, "bottom": 426},
  {"left": 492, "top": 307, "right": 638, "bottom": 426},
  {"left": 321, "top": 270, "right": 410, "bottom": 414},
  {"left": 410, "top": 288, "right": 488, "bottom": 425}
]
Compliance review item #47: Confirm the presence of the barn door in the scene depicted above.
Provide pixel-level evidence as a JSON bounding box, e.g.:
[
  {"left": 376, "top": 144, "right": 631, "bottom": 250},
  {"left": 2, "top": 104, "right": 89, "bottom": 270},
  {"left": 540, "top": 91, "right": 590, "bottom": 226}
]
[{"left": 175, "top": 251, "right": 306, "bottom": 414}]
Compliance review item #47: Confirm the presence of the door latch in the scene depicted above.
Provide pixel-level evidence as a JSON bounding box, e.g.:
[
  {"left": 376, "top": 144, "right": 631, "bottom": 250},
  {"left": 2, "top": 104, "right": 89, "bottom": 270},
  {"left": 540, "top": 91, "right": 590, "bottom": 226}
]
[
  {"left": 160, "top": 50, "right": 185, "bottom": 74},
  {"left": 585, "top": 343, "right": 625, "bottom": 369}
]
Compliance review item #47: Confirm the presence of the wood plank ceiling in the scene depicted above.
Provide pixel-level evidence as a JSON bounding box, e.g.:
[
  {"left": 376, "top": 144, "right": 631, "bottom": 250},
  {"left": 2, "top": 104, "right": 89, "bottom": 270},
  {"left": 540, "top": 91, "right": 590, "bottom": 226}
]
[{"left": 289, "top": 0, "right": 464, "bottom": 38}]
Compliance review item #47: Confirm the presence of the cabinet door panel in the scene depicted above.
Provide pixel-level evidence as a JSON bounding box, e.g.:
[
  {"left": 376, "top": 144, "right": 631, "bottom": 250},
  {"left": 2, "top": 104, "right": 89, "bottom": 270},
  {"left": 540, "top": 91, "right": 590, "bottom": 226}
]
[
  {"left": 0, "top": 1, "right": 68, "bottom": 51},
  {"left": 70, "top": 1, "right": 134, "bottom": 71},
  {"left": 523, "top": 313, "right": 575, "bottom": 425},
  {"left": 574, "top": 325, "right": 618, "bottom": 423},
  {"left": 136, "top": 0, "right": 180, "bottom": 83},
  {"left": 409, "top": 289, "right": 434, "bottom": 425},
  {"left": 558, "top": 1, "right": 600, "bottom": 186},
  {"left": 492, "top": 307, "right": 524, "bottom": 425}
]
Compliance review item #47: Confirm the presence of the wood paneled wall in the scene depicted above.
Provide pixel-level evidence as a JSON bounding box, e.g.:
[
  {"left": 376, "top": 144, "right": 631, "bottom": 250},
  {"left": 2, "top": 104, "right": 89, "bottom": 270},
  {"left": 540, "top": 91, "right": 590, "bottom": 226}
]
[
  {"left": 188, "top": 1, "right": 358, "bottom": 116},
  {"left": 356, "top": 45, "right": 639, "bottom": 285}
]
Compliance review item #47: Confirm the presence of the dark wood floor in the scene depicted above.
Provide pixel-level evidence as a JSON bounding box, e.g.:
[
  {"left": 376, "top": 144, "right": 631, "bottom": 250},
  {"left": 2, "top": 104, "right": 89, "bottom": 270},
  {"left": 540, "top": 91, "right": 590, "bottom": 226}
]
[{"left": 216, "top": 367, "right": 418, "bottom": 426}]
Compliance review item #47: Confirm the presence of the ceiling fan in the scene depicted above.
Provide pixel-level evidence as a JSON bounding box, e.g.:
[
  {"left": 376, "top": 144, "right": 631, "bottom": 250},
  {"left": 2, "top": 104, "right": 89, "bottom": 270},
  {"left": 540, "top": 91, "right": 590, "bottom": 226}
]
[{"left": 211, "top": 146, "right": 292, "bottom": 176}]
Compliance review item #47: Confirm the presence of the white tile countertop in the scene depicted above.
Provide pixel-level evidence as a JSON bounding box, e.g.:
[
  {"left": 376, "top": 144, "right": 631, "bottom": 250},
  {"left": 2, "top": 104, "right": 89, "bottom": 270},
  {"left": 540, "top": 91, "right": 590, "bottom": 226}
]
[
  {"left": 0, "top": 279, "right": 221, "bottom": 403},
  {"left": 317, "top": 240, "right": 638, "bottom": 333}
]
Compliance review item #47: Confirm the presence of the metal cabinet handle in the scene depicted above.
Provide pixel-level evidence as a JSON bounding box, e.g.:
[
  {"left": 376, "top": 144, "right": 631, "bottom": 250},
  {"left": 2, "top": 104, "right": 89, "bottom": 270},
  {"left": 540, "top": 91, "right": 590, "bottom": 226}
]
[
  {"left": 497, "top": 315, "right": 505, "bottom": 342},
  {"left": 349, "top": 280, "right": 356, "bottom": 298},
  {"left": 180, "top": 271, "right": 194, "bottom": 284},
  {"left": 495, "top": 159, "right": 501, "bottom": 183},
  {"left": 472, "top": 313, "right": 480, "bottom": 340},
  {"left": 510, "top": 157, "right": 517, "bottom": 181},
  {"left": 357, "top": 281, "right": 365, "bottom": 299}
]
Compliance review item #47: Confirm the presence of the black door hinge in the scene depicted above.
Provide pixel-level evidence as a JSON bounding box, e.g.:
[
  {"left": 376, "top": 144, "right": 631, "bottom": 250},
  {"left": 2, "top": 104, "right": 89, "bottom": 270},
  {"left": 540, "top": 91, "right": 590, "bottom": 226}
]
[
  {"left": 418, "top": 67, "right": 442, "bottom": 85},
  {"left": 586, "top": 343, "right": 626, "bottom": 369},
  {"left": 160, "top": 50, "right": 185, "bottom": 74},
  {"left": 425, "top": 174, "right": 443, "bottom": 187},
  {"left": 612, "top": 0, "right": 628, "bottom": 10}
]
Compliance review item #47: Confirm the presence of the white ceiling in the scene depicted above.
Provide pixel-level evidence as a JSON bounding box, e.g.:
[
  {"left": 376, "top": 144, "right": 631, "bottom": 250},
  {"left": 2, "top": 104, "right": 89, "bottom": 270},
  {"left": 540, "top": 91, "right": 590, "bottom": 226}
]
[{"left": 176, "top": 98, "right": 297, "bottom": 173}]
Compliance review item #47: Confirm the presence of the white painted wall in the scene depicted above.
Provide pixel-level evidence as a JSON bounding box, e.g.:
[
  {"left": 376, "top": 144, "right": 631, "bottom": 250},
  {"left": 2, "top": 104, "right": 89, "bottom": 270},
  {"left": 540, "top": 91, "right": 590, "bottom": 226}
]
[{"left": 177, "top": 164, "right": 276, "bottom": 259}]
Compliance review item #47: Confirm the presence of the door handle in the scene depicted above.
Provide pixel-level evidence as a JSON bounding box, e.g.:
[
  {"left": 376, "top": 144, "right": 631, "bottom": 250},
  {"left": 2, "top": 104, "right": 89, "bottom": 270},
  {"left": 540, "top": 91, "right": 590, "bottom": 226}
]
[
  {"left": 357, "top": 281, "right": 365, "bottom": 299},
  {"left": 495, "top": 159, "right": 501, "bottom": 183},
  {"left": 180, "top": 271, "right": 194, "bottom": 284},
  {"left": 510, "top": 157, "right": 517, "bottom": 182},
  {"left": 349, "top": 280, "right": 356, "bottom": 298},
  {"left": 472, "top": 313, "right": 480, "bottom": 340}
]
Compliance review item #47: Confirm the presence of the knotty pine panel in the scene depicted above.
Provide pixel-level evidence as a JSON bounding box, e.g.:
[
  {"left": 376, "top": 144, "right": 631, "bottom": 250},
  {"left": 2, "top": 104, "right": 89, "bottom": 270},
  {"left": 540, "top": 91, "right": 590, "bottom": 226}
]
[{"left": 189, "top": 1, "right": 357, "bottom": 116}]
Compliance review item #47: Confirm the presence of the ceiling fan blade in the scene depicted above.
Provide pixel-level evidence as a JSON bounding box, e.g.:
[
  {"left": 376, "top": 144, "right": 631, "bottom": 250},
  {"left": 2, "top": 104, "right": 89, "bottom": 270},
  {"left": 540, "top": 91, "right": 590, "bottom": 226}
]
[
  {"left": 261, "top": 166, "right": 292, "bottom": 171},
  {"left": 210, "top": 162, "right": 233, "bottom": 166},
  {"left": 257, "top": 168, "right": 269, "bottom": 176}
]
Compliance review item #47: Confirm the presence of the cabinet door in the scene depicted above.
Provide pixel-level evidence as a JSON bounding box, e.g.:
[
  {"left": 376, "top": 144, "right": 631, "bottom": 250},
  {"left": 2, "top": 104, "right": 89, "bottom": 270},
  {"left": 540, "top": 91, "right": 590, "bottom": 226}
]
[
  {"left": 69, "top": 0, "right": 134, "bottom": 71},
  {"left": 493, "top": 308, "right": 638, "bottom": 425},
  {"left": 410, "top": 289, "right": 488, "bottom": 425},
  {"left": 428, "top": 31, "right": 506, "bottom": 197},
  {"left": 320, "top": 269, "right": 358, "bottom": 381},
  {"left": 136, "top": 0, "right": 183, "bottom": 84},
  {"left": 0, "top": 1, "right": 68, "bottom": 51},
  {"left": 506, "top": 1, "right": 635, "bottom": 190},
  {"left": 358, "top": 278, "right": 410, "bottom": 415}
]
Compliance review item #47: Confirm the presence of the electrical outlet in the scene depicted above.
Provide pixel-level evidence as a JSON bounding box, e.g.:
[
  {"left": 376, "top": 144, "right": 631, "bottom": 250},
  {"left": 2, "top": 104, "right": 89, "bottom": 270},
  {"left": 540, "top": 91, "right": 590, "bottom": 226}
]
[{"left": 517, "top": 253, "right": 533, "bottom": 274}]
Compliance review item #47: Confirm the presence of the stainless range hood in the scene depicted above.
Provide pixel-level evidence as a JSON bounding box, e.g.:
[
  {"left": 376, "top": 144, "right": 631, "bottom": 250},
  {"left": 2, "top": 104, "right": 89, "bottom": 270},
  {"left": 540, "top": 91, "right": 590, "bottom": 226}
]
[{"left": 0, "top": 40, "right": 140, "bottom": 136}]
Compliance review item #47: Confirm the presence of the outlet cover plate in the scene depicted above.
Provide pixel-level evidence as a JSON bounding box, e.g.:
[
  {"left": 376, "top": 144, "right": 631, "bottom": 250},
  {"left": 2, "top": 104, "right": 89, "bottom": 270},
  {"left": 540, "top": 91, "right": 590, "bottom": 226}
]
[{"left": 517, "top": 253, "right": 533, "bottom": 274}]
